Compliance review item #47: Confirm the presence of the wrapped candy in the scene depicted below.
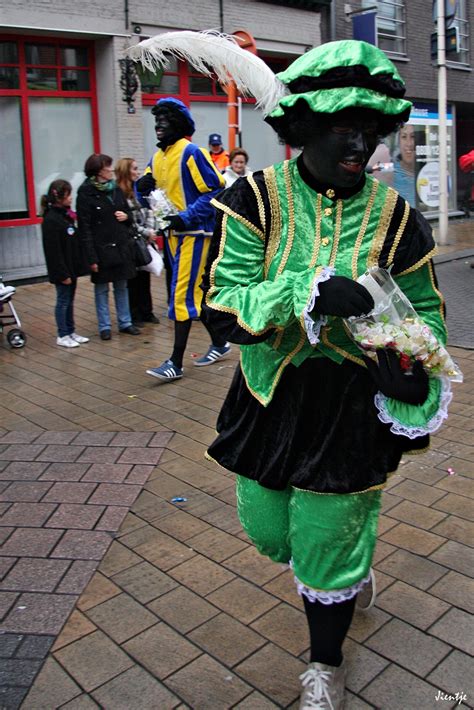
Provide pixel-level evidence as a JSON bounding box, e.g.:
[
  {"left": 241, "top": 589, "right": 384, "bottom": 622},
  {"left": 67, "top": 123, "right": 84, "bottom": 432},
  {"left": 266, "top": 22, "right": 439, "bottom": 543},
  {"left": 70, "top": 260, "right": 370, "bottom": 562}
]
[
  {"left": 345, "top": 268, "right": 463, "bottom": 383},
  {"left": 146, "top": 189, "right": 176, "bottom": 230}
]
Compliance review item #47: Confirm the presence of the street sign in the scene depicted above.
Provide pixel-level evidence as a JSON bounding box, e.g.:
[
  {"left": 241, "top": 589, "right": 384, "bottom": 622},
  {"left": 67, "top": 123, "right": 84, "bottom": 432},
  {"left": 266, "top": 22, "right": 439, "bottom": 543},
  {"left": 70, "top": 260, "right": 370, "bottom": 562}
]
[
  {"left": 431, "top": 26, "right": 460, "bottom": 58},
  {"left": 432, "top": 0, "right": 457, "bottom": 27}
]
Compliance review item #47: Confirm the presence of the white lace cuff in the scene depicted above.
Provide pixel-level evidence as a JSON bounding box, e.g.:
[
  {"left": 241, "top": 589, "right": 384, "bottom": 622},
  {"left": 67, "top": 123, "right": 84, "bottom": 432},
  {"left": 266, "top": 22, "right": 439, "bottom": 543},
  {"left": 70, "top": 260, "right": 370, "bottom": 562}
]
[
  {"left": 302, "top": 266, "right": 335, "bottom": 345},
  {"left": 374, "top": 377, "right": 452, "bottom": 439},
  {"left": 294, "top": 571, "right": 371, "bottom": 605}
]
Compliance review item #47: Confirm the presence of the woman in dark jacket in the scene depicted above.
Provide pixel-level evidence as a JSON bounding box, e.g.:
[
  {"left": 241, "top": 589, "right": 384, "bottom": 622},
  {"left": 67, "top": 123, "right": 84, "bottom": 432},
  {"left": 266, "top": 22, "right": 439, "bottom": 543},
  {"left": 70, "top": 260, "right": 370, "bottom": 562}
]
[
  {"left": 41, "top": 179, "right": 89, "bottom": 348},
  {"left": 76, "top": 153, "right": 140, "bottom": 340}
]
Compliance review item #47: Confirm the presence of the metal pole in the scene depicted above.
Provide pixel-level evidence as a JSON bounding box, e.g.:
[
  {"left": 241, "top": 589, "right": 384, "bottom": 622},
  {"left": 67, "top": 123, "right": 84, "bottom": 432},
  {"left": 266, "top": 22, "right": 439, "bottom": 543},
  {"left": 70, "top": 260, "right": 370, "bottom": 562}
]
[{"left": 437, "top": 0, "right": 449, "bottom": 245}]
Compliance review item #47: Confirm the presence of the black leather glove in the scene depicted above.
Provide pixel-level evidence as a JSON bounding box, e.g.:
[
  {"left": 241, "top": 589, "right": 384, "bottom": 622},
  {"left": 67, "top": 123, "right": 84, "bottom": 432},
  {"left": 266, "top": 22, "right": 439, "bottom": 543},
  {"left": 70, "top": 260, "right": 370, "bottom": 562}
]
[
  {"left": 164, "top": 214, "right": 186, "bottom": 232},
  {"left": 312, "top": 276, "right": 374, "bottom": 318},
  {"left": 136, "top": 173, "right": 156, "bottom": 195},
  {"left": 364, "top": 348, "right": 429, "bottom": 405}
]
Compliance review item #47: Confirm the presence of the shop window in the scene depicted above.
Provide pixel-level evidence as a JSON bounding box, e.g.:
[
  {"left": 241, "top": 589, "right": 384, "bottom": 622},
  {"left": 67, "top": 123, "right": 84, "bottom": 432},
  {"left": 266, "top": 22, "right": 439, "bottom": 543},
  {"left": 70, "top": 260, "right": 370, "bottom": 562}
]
[
  {"left": 0, "top": 36, "right": 98, "bottom": 225},
  {"left": 362, "top": 0, "right": 406, "bottom": 56}
]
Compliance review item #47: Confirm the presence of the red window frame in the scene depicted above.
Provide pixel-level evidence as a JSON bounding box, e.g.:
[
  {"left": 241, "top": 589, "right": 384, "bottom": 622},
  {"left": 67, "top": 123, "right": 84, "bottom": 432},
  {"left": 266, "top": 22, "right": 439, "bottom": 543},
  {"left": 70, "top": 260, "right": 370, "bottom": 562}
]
[{"left": 0, "top": 35, "right": 100, "bottom": 227}]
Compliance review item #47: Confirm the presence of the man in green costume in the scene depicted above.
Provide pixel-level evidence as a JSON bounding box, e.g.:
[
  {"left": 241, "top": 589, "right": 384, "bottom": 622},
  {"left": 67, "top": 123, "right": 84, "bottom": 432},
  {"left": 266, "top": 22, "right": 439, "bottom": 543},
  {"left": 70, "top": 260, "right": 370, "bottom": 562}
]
[{"left": 201, "top": 40, "right": 452, "bottom": 709}]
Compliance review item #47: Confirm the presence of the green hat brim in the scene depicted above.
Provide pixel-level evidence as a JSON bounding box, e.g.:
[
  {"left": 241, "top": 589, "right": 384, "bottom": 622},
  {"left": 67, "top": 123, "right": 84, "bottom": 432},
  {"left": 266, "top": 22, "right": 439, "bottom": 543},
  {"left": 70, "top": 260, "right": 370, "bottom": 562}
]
[{"left": 268, "top": 87, "right": 412, "bottom": 120}]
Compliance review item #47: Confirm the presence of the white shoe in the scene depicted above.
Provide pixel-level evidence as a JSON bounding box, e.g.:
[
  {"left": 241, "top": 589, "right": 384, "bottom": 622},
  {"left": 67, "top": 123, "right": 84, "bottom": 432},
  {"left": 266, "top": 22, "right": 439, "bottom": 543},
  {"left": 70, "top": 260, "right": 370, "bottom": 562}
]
[
  {"left": 71, "top": 332, "right": 89, "bottom": 343},
  {"left": 356, "top": 568, "right": 376, "bottom": 611},
  {"left": 57, "top": 335, "right": 80, "bottom": 348},
  {"left": 299, "top": 660, "right": 346, "bottom": 710},
  {"left": 0, "top": 284, "right": 15, "bottom": 300}
]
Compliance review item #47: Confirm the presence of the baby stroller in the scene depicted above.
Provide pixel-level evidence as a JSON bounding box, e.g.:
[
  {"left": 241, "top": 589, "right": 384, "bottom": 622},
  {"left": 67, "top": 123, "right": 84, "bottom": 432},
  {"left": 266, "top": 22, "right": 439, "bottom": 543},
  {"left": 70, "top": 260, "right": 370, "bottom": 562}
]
[{"left": 0, "top": 281, "right": 27, "bottom": 348}]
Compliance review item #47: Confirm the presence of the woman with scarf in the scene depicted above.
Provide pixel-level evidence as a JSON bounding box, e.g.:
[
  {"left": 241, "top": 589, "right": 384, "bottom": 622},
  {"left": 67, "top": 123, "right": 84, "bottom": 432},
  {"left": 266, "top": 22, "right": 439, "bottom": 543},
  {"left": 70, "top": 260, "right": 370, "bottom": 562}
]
[{"left": 76, "top": 154, "right": 140, "bottom": 340}]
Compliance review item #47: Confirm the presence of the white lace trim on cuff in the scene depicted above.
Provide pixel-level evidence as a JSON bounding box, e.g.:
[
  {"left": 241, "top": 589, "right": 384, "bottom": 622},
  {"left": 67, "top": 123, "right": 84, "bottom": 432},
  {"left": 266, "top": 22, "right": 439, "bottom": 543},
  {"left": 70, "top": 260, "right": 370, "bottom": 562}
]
[
  {"left": 302, "top": 266, "right": 335, "bottom": 345},
  {"left": 293, "top": 570, "right": 371, "bottom": 605},
  {"left": 374, "top": 376, "right": 452, "bottom": 439}
]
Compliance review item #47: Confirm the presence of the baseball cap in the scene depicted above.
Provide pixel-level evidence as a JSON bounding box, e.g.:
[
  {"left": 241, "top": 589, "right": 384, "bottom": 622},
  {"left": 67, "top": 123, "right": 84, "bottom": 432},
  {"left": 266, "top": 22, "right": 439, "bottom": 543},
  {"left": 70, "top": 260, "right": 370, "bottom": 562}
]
[{"left": 209, "top": 133, "right": 222, "bottom": 145}]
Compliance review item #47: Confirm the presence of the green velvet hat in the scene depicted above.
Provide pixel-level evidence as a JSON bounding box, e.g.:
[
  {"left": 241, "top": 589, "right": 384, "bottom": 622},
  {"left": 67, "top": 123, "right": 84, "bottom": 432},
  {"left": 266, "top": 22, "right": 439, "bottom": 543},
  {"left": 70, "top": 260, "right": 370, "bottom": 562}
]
[{"left": 268, "top": 40, "right": 412, "bottom": 121}]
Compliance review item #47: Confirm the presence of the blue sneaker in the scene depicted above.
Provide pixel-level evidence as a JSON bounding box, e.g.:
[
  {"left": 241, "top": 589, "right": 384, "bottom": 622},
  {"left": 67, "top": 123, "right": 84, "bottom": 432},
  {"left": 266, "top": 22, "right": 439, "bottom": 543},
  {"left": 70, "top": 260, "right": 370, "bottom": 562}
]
[
  {"left": 146, "top": 359, "right": 183, "bottom": 382},
  {"left": 193, "top": 343, "right": 231, "bottom": 367}
]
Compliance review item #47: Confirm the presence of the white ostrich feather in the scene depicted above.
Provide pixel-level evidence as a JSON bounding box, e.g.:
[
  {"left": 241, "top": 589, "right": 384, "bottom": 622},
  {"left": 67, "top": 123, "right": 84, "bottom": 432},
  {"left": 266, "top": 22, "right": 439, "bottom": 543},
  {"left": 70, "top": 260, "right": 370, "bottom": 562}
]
[{"left": 128, "top": 30, "right": 287, "bottom": 115}]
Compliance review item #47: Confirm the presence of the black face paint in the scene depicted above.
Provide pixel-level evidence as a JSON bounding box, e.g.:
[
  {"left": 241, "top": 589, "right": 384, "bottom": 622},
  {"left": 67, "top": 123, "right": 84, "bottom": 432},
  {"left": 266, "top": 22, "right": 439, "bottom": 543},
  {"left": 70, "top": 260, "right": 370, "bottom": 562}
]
[
  {"left": 302, "top": 109, "right": 380, "bottom": 189},
  {"left": 154, "top": 113, "right": 181, "bottom": 149}
]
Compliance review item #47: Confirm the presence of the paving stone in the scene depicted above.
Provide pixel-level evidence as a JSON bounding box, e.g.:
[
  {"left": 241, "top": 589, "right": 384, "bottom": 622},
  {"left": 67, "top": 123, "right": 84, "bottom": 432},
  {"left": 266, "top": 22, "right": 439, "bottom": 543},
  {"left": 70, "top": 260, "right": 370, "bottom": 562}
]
[
  {"left": 431, "top": 515, "right": 474, "bottom": 546},
  {"left": 250, "top": 603, "right": 308, "bottom": 656},
  {"left": 434, "top": 473, "right": 474, "bottom": 498},
  {"left": 85, "top": 592, "right": 157, "bottom": 644},
  {"left": 375, "top": 548, "right": 448, "bottom": 590},
  {"left": 87, "top": 483, "right": 141, "bottom": 506},
  {"left": 109, "top": 432, "right": 154, "bottom": 447},
  {"left": 0, "top": 687, "right": 29, "bottom": 709},
  {"left": 385, "top": 500, "right": 448, "bottom": 530},
  {"left": 235, "top": 643, "right": 306, "bottom": 707},
  {"left": 0, "top": 657, "right": 42, "bottom": 686},
  {"left": 1, "top": 592, "right": 76, "bottom": 634},
  {"left": 0, "top": 444, "right": 46, "bottom": 461},
  {"left": 124, "top": 465, "right": 155, "bottom": 485},
  {"left": 0, "top": 481, "right": 53, "bottom": 502},
  {"left": 429, "top": 539, "right": 474, "bottom": 578},
  {"left": 133, "top": 531, "right": 196, "bottom": 572},
  {"left": 76, "top": 447, "right": 123, "bottom": 464},
  {"left": 0, "top": 557, "right": 70, "bottom": 592},
  {"left": 397, "top": 461, "right": 447, "bottom": 485},
  {"left": 0, "top": 555, "right": 16, "bottom": 582},
  {"left": 0, "top": 590, "right": 18, "bottom": 620},
  {"left": 43, "top": 482, "right": 97, "bottom": 504},
  {"left": 189, "top": 612, "right": 266, "bottom": 667},
  {"left": 0, "top": 528, "right": 62, "bottom": 557},
  {"left": 60, "top": 694, "right": 101, "bottom": 709},
  {"left": 36, "top": 445, "right": 85, "bottom": 463},
  {"left": 81, "top": 463, "right": 132, "bottom": 483},
  {"left": 342, "top": 638, "right": 390, "bottom": 693},
  {"left": 187, "top": 527, "right": 249, "bottom": 562},
  {"left": 95, "top": 506, "right": 128, "bottom": 532},
  {"left": 365, "top": 617, "right": 450, "bottom": 676},
  {"left": 76, "top": 572, "right": 121, "bottom": 611},
  {"left": 116, "top": 447, "right": 164, "bottom": 465},
  {"left": 389, "top": 478, "right": 447, "bottom": 506},
  {"left": 56, "top": 560, "right": 97, "bottom": 594},
  {"left": 51, "top": 530, "right": 112, "bottom": 560},
  {"left": 207, "top": 577, "right": 280, "bottom": 624},
  {"left": 148, "top": 431, "right": 174, "bottom": 447},
  {"left": 348, "top": 605, "right": 392, "bottom": 643},
  {"left": 377, "top": 580, "right": 450, "bottom": 630},
  {"left": 200, "top": 503, "right": 243, "bottom": 535},
  {"left": 428, "top": 570, "right": 474, "bottom": 613},
  {"left": 169, "top": 553, "right": 235, "bottom": 596},
  {"left": 0, "top": 503, "right": 57, "bottom": 528},
  {"left": 120, "top": 523, "right": 179, "bottom": 550},
  {"left": 0, "top": 432, "right": 40, "bottom": 445},
  {"left": 54, "top": 630, "right": 134, "bottom": 692},
  {"left": 34, "top": 432, "right": 79, "bottom": 445},
  {"left": 46, "top": 503, "right": 105, "bottom": 530},
  {"left": 262, "top": 569, "right": 301, "bottom": 609},
  {"left": 432, "top": 492, "right": 474, "bottom": 521},
  {"left": 71, "top": 432, "right": 115, "bottom": 447},
  {"left": 429, "top": 608, "right": 474, "bottom": 655},
  {"left": 427, "top": 650, "right": 474, "bottom": 703},
  {"left": 0, "top": 633, "right": 23, "bottom": 658},
  {"left": 97, "top": 541, "right": 142, "bottom": 577},
  {"left": 123, "top": 621, "right": 201, "bottom": 678},
  {"left": 151, "top": 509, "right": 211, "bottom": 541},
  {"left": 233, "top": 691, "right": 280, "bottom": 709},
  {"left": 166, "top": 654, "right": 252, "bottom": 708},
  {"left": 39, "top": 463, "right": 90, "bottom": 481},
  {"left": 112, "top": 561, "right": 178, "bottom": 603},
  {"left": 361, "top": 663, "right": 441, "bottom": 710},
  {"left": 0, "top": 526, "right": 13, "bottom": 545},
  {"left": 147, "top": 586, "right": 220, "bottom": 633},
  {"left": 91, "top": 665, "right": 179, "bottom": 710},
  {"left": 223, "top": 546, "right": 284, "bottom": 586},
  {"left": 380, "top": 523, "right": 445, "bottom": 556},
  {"left": 0, "top": 461, "right": 49, "bottom": 480},
  {"left": 51, "top": 610, "right": 97, "bottom": 651},
  {"left": 16, "top": 635, "right": 54, "bottom": 659}
]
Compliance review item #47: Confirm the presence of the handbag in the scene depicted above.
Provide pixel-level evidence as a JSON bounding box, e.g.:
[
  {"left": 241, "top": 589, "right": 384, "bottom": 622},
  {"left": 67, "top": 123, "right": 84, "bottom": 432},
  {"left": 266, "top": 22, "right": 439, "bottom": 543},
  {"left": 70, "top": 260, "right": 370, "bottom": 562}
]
[
  {"left": 139, "top": 244, "right": 164, "bottom": 276},
  {"left": 133, "top": 235, "right": 153, "bottom": 267},
  {"left": 97, "top": 242, "right": 123, "bottom": 268}
]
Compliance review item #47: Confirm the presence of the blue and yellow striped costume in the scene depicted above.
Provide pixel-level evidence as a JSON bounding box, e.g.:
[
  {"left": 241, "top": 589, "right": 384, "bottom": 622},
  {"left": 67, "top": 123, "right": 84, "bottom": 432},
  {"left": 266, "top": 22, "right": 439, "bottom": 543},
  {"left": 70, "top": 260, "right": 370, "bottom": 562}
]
[{"left": 144, "top": 138, "right": 225, "bottom": 321}]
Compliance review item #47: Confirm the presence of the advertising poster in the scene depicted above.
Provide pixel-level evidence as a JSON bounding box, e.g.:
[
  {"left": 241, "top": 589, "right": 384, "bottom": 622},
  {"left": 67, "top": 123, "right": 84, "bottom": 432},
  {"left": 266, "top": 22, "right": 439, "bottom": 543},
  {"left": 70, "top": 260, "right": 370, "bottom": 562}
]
[{"left": 367, "top": 103, "right": 456, "bottom": 214}]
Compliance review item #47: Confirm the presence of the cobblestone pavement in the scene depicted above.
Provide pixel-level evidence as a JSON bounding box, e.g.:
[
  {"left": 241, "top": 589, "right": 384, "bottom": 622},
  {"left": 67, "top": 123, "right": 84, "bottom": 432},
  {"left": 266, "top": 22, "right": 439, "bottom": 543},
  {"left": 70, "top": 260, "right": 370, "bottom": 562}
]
[{"left": 0, "top": 220, "right": 473, "bottom": 709}]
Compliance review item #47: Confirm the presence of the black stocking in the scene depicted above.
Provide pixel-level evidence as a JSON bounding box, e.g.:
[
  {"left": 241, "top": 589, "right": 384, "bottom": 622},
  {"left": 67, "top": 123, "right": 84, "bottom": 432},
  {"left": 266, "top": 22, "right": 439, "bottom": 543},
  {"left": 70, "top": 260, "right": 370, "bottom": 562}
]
[
  {"left": 171, "top": 320, "right": 192, "bottom": 368},
  {"left": 303, "top": 594, "right": 357, "bottom": 667}
]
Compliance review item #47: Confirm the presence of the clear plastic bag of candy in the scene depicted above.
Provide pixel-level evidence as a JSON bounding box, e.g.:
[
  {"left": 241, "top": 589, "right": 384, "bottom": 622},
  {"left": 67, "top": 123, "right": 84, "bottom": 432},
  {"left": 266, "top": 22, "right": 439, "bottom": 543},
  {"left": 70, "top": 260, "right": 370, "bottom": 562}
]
[
  {"left": 146, "top": 189, "right": 176, "bottom": 230},
  {"left": 344, "top": 267, "right": 463, "bottom": 383}
]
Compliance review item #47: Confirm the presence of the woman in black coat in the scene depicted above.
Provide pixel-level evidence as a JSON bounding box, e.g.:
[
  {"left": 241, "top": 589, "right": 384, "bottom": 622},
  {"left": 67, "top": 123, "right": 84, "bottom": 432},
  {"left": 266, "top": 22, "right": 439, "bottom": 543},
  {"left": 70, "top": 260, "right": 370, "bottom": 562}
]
[
  {"left": 41, "top": 179, "right": 89, "bottom": 349},
  {"left": 76, "top": 153, "right": 140, "bottom": 340}
]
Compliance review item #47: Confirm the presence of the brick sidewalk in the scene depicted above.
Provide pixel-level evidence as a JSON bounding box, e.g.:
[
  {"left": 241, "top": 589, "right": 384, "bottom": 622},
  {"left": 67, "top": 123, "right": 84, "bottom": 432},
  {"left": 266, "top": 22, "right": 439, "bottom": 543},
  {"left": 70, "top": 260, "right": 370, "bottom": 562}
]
[{"left": 0, "top": 272, "right": 473, "bottom": 709}]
